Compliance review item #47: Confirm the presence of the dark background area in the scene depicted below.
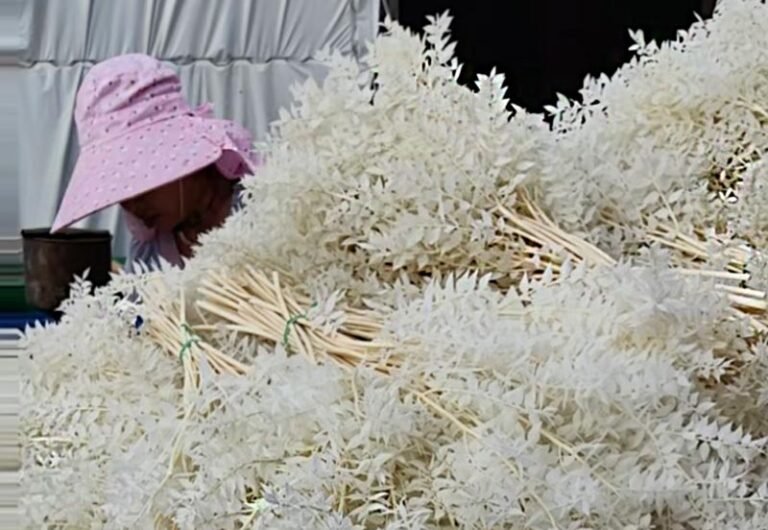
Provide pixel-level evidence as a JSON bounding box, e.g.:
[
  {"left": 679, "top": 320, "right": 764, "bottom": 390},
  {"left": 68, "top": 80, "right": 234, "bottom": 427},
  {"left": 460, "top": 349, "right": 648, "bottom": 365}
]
[{"left": 391, "top": 0, "right": 715, "bottom": 111}]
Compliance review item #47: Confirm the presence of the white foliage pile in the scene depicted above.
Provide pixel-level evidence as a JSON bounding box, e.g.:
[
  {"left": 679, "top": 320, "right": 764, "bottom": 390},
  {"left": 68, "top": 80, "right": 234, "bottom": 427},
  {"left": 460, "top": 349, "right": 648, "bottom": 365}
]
[
  {"left": 21, "top": 1, "right": 768, "bottom": 528},
  {"left": 21, "top": 276, "right": 181, "bottom": 527},
  {"left": 25, "top": 264, "right": 768, "bottom": 529},
  {"left": 539, "top": 0, "right": 768, "bottom": 254}
]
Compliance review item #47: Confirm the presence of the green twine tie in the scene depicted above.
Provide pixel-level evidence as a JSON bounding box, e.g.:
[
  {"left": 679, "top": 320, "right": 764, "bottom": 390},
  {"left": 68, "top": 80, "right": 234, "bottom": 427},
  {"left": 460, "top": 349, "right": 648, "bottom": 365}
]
[
  {"left": 282, "top": 303, "right": 317, "bottom": 348},
  {"left": 178, "top": 323, "right": 199, "bottom": 362}
]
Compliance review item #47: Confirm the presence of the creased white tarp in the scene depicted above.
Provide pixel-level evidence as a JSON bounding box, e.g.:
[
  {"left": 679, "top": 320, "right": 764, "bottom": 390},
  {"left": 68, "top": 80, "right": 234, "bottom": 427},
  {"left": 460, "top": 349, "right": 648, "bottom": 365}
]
[{"left": 13, "top": 0, "right": 379, "bottom": 257}]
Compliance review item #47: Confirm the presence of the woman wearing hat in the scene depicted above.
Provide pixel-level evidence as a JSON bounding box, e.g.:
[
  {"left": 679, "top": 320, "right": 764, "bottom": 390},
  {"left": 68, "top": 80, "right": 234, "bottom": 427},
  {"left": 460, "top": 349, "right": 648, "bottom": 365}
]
[{"left": 51, "top": 54, "right": 259, "bottom": 272}]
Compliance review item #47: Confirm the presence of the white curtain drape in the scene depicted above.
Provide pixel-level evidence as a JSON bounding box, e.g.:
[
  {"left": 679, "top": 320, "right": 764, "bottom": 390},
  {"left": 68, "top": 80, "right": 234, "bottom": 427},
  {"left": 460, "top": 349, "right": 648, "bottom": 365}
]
[{"left": 13, "top": 0, "right": 379, "bottom": 257}]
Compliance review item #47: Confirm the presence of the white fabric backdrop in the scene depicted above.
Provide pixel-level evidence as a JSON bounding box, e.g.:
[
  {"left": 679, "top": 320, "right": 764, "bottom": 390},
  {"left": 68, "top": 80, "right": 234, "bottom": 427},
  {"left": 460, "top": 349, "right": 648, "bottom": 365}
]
[{"left": 13, "top": 0, "right": 379, "bottom": 257}]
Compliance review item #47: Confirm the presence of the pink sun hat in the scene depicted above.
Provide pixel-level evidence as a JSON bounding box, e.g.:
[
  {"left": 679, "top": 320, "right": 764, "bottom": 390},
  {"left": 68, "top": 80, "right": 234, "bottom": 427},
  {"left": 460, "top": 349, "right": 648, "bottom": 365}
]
[{"left": 51, "top": 53, "right": 259, "bottom": 233}]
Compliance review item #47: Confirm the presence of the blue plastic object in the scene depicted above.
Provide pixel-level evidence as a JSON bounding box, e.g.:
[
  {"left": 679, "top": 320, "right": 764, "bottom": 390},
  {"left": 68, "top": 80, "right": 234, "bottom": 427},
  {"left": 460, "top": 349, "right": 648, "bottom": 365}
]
[{"left": 0, "top": 311, "right": 57, "bottom": 331}]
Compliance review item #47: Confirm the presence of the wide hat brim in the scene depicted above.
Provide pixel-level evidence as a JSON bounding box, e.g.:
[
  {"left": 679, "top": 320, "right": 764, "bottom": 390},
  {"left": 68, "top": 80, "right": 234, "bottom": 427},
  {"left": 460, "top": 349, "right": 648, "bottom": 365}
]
[{"left": 51, "top": 114, "right": 255, "bottom": 233}]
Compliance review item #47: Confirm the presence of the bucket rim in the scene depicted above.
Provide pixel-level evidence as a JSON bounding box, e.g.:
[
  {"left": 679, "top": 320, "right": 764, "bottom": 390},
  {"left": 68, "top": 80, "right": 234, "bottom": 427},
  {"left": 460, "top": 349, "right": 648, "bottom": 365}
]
[{"left": 21, "top": 227, "right": 112, "bottom": 243}]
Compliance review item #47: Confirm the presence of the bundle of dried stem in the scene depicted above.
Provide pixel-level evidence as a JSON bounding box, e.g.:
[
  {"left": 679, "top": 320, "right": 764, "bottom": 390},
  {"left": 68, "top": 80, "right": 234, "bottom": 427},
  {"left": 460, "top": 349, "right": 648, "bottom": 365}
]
[
  {"left": 195, "top": 267, "right": 398, "bottom": 374},
  {"left": 137, "top": 277, "right": 250, "bottom": 404},
  {"left": 643, "top": 223, "right": 768, "bottom": 326},
  {"left": 647, "top": 223, "right": 752, "bottom": 273},
  {"left": 494, "top": 191, "right": 615, "bottom": 271},
  {"left": 497, "top": 196, "right": 768, "bottom": 333}
]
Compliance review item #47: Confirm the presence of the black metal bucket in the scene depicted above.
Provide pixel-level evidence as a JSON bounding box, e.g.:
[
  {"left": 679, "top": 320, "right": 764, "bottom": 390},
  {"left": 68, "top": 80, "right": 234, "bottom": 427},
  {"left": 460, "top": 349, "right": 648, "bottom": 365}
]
[{"left": 21, "top": 228, "right": 112, "bottom": 312}]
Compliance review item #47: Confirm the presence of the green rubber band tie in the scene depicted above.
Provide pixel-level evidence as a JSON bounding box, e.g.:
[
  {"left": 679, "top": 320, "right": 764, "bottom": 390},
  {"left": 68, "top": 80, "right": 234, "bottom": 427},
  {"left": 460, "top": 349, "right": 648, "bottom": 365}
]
[
  {"left": 178, "top": 323, "right": 199, "bottom": 362},
  {"left": 282, "top": 303, "right": 318, "bottom": 348}
]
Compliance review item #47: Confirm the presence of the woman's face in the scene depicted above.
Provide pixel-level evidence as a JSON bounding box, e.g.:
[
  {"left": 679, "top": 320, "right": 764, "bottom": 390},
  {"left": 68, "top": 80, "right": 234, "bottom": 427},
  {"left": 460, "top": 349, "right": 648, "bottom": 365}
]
[{"left": 121, "top": 165, "right": 234, "bottom": 257}]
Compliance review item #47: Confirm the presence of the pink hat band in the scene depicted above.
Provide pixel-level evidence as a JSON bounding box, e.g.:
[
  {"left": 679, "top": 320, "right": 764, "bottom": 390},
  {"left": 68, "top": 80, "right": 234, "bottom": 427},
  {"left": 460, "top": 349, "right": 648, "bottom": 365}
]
[{"left": 51, "top": 54, "right": 259, "bottom": 233}]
